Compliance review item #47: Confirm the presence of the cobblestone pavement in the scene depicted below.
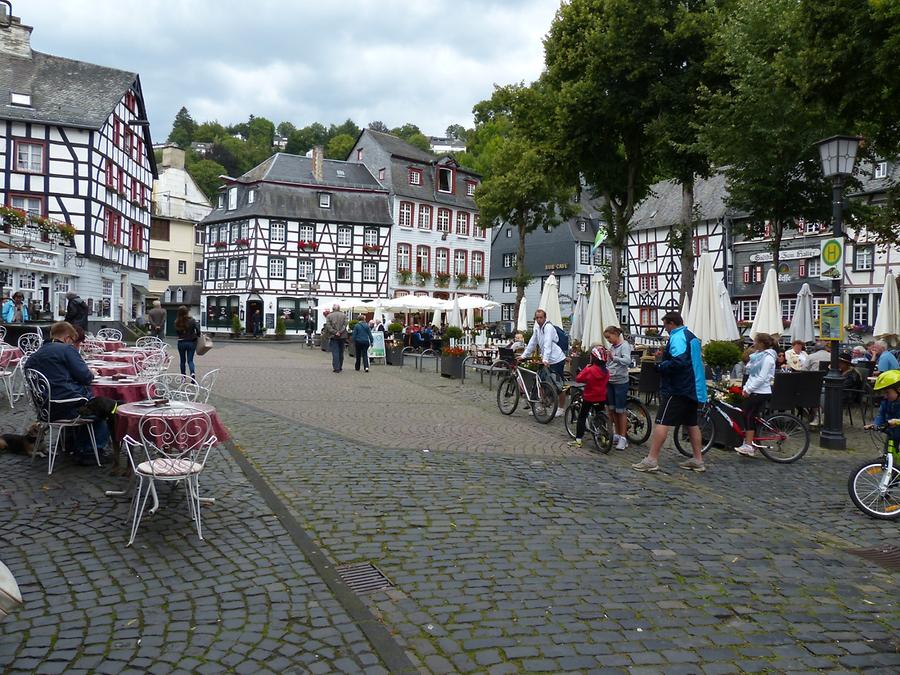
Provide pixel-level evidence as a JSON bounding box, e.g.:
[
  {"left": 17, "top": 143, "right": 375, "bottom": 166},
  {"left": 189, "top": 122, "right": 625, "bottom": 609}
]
[{"left": 2, "top": 340, "right": 898, "bottom": 673}]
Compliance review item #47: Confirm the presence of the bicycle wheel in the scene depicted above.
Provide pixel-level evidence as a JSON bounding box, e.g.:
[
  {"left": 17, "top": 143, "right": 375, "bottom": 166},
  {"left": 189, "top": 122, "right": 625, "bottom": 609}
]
[
  {"left": 531, "top": 380, "right": 559, "bottom": 424},
  {"left": 564, "top": 399, "right": 581, "bottom": 439},
  {"left": 590, "top": 410, "right": 613, "bottom": 454},
  {"left": 624, "top": 398, "right": 652, "bottom": 445},
  {"left": 673, "top": 406, "right": 715, "bottom": 457},
  {"left": 496, "top": 375, "right": 519, "bottom": 415},
  {"left": 848, "top": 459, "right": 900, "bottom": 519},
  {"left": 755, "top": 413, "right": 809, "bottom": 463}
]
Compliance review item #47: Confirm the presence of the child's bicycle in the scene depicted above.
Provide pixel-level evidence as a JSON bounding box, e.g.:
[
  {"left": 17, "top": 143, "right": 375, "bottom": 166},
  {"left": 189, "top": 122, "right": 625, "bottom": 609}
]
[
  {"left": 496, "top": 361, "right": 559, "bottom": 424},
  {"left": 562, "top": 384, "right": 652, "bottom": 446},
  {"left": 848, "top": 422, "right": 900, "bottom": 519},
  {"left": 673, "top": 386, "right": 810, "bottom": 463},
  {"left": 560, "top": 384, "right": 613, "bottom": 453}
]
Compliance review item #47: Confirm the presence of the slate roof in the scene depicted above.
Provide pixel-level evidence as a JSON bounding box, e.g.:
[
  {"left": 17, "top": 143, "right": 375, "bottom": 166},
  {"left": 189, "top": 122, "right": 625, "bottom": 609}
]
[
  {"left": 630, "top": 172, "right": 736, "bottom": 231},
  {"left": 360, "top": 128, "right": 437, "bottom": 163},
  {"left": 851, "top": 159, "right": 900, "bottom": 199},
  {"left": 238, "top": 153, "right": 380, "bottom": 190},
  {"left": 161, "top": 285, "right": 202, "bottom": 306},
  {"left": 0, "top": 49, "right": 136, "bottom": 129}
]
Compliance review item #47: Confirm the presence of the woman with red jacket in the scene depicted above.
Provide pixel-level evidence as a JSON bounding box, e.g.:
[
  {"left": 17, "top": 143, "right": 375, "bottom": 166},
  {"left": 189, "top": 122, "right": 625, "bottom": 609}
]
[{"left": 568, "top": 346, "right": 610, "bottom": 448}]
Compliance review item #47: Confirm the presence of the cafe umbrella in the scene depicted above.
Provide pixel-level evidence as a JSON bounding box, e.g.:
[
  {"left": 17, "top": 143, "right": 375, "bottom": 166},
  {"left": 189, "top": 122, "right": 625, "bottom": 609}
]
[
  {"left": 873, "top": 271, "right": 900, "bottom": 343},
  {"left": 687, "top": 253, "right": 733, "bottom": 343},
  {"left": 581, "top": 274, "right": 619, "bottom": 347},
  {"left": 516, "top": 296, "right": 528, "bottom": 333},
  {"left": 750, "top": 267, "right": 783, "bottom": 339},
  {"left": 537, "top": 273, "right": 563, "bottom": 327},
  {"left": 790, "top": 283, "right": 816, "bottom": 344}
]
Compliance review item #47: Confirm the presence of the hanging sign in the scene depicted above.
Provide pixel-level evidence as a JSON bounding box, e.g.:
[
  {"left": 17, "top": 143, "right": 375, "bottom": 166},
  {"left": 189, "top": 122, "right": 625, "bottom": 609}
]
[
  {"left": 819, "top": 303, "right": 842, "bottom": 341},
  {"left": 819, "top": 238, "right": 844, "bottom": 280}
]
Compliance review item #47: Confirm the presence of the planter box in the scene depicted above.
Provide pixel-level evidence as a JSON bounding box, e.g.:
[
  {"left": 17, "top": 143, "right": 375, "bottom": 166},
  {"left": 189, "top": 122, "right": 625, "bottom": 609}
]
[
  {"left": 387, "top": 345, "right": 404, "bottom": 365},
  {"left": 441, "top": 355, "right": 464, "bottom": 378}
]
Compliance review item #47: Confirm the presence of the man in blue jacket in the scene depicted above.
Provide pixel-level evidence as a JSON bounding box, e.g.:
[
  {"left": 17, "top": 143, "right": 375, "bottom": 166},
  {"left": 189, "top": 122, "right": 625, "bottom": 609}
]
[
  {"left": 24, "top": 322, "right": 109, "bottom": 465},
  {"left": 633, "top": 311, "right": 708, "bottom": 473}
]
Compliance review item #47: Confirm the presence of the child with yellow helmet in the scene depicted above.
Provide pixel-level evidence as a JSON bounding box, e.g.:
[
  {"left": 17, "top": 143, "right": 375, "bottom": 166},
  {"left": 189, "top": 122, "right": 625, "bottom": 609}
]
[{"left": 866, "top": 370, "right": 900, "bottom": 440}]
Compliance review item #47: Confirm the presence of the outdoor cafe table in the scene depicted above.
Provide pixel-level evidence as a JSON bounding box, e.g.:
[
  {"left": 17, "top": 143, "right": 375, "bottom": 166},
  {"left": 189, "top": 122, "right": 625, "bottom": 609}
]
[
  {"left": 113, "top": 401, "right": 230, "bottom": 444},
  {"left": 86, "top": 360, "right": 138, "bottom": 377},
  {"left": 0, "top": 346, "right": 23, "bottom": 368},
  {"left": 94, "top": 351, "right": 140, "bottom": 365},
  {"left": 91, "top": 377, "right": 148, "bottom": 404},
  {"left": 97, "top": 340, "right": 125, "bottom": 352}
]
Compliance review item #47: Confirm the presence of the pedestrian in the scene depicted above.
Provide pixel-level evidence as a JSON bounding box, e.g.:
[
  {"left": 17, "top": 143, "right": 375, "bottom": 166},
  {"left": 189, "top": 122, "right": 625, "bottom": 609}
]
[
  {"left": 304, "top": 313, "right": 315, "bottom": 346},
  {"left": 352, "top": 313, "right": 373, "bottom": 372},
  {"left": 174, "top": 305, "right": 200, "bottom": 380},
  {"left": 520, "top": 309, "right": 567, "bottom": 416},
  {"left": 147, "top": 300, "right": 166, "bottom": 339},
  {"left": 734, "top": 332, "right": 777, "bottom": 457},
  {"left": 252, "top": 309, "right": 263, "bottom": 338},
  {"left": 633, "top": 311, "right": 707, "bottom": 473},
  {"left": 568, "top": 346, "right": 610, "bottom": 448},
  {"left": 62, "top": 291, "right": 89, "bottom": 342},
  {"left": 603, "top": 325, "right": 632, "bottom": 451},
  {"left": 785, "top": 340, "right": 808, "bottom": 371},
  {"left": 322, "top": 303, "right": 348, "bottom": 373},
  {"left": 865, "top": 370, "right": 900, "bottom": 440},
  {"left": 2, "top": 292, "right": 29, "bottom": 324}
]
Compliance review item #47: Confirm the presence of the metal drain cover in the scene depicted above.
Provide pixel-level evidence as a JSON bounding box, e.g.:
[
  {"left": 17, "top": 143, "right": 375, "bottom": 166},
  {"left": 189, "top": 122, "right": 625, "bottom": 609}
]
[
  {"left": 845, "top": 546, "right": 900, "bottom": 572},
  {"left": 336, "top": 562, "right": 393, "bottom": 594}
]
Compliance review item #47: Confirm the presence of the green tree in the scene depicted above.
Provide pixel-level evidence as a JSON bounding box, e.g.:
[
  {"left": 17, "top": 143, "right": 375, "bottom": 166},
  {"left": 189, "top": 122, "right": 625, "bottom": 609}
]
[
  {"left": 391, "top": 123, "right": 423, "bottom": 141},
  {"left": 285, "top": 122, "right": 328, "bottom": 155},
  {"left": 187, "top": 158, "right": 228, "bottom": 200},
  {"left": 405, "top": 132, "right": 432, "bottom": 153},
  {"left": 167, "top": 106, "right": 196, "bottom": 148},
  {"left": 276, "top": 121, "right": 296, "bottom": 139},
  {"left": 368, "top": 120, "right": 390, "bottom": 133},
  {"left": 207, "top": 136, "right": 247, "bottom": 177},
  {"left": 247, "top": 116, "right": 276, "bottom": 149},
  {"left": 326, "top": 133, "right": 355, "bottom": 159},
  {"left": 193, "top": 121, "right": 226, "bottom": 143},
  {"left": 445, "top": 124, "right": 468, "bottom": 142},
  {"left": 328, "top": 119, "right": 361, "bottom": 140}
]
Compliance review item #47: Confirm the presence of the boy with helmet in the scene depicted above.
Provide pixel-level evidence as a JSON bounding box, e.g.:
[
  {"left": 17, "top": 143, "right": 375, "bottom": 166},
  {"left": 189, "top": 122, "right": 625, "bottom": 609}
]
[
  {"left": 866, "top": 370, "right": 900, "bottom": 439},
  {"left": 568, "top": 346, "right": 610, "bottom": 449}
]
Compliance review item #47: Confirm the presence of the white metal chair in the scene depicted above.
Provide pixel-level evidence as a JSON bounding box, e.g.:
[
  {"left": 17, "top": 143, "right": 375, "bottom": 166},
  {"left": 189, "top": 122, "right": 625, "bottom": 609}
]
[
  {"left": 0, "top": 345, "right": 16, "bottom": 409},
  {"left": 122, "top": 409, "right": 216, "bottom": 545},
  {"left": 136, "top": 336, "right": 165, "bottom": 350},
  {"left": 80, "top": 339, "right": 104, "bottom": 358},
  {"left": 197, "top": 369, "right": 219, "bottom": 403},
  {"left": 17, "top": 332, "right": 43, "bottom": 357},
  {"left": 0, "top": 325, "right": 6, "bottom": 343},
  {"left": 23, "top": 369, "right": 100, "bottom": 474},
  {"left": 147, "top": 373, "right": 200, "bottom": 402},
  {"left": 136, "top": 350, "right": 167, "bottom": 382},
  {"left": 96, "top": 328, "right": 123, "bottom": 341}
]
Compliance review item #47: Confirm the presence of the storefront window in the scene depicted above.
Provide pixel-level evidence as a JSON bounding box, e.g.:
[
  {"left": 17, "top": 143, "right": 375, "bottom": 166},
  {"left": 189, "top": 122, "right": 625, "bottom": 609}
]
[{"left": 276, "top": 297, "right": 316, "bottom": 330}]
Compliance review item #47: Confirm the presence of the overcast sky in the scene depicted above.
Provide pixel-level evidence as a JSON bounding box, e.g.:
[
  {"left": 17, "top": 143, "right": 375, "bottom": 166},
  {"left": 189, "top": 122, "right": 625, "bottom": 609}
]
[{"left": 22, "top": 0, "right": 560, "bottom": 141}]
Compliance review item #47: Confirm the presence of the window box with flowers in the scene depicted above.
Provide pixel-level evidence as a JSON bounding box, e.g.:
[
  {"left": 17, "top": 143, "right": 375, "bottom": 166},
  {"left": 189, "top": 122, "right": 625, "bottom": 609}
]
[
  {"left": 298, "top": 240, "right": 319, "bottom": 251},
  {"left": 363, "top": 244, "right": 382, "bottom": 253},
  {"left": 235, "top": 237, "right": 251, "bottom": 247},
  {"left": 441, "top": 346, "right": 466, "bottom": 378},
  {"left": 0, "top": 206, "right": 28, "bottom": 231},
  {"left": 130, "top": 197, "right": 142, "bottom": 207},
  {"left": 435, "top": 272, "right": 451, "bottom": 288},
  {"left": 213, "top": 241, "right": 228, "bottom": 249},
  {"left": 471, "top": 274, "right": 485, "bottom": 287},
  {"left": 455, "top": 273, "right": 469, "bottom": 287},
  {"left": 397, "top": 269, "right": 413, "bottom": 285},
  {"left": 737, "top": 320, "right": 752, "bottom": 329},
  {"left": 844, "top": 323, "right": 873, "bottom": 335},
  {"left": 30, "top": 215, "right": 76, "bottom": 243},
  {"left": 416, "top": 270, "right": 432, "bottom": 286}
]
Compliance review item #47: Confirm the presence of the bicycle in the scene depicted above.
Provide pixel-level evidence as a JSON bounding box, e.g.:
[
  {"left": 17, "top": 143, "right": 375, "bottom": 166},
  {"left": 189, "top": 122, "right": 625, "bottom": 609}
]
[
  {"left": 673, "top": 387, "right": 810, "bottom": 463},
  {"left": 496, "top": 361, "right": 559, "bottom": 424},
  {"left": 563, "top": 386, "right": 651, "bottom": 446},
  {"left": 560, "top": 384, "right": 612, "bottom": 452},
  {"left": 848, "top": 423, "right": 900, "bottom": 519}
]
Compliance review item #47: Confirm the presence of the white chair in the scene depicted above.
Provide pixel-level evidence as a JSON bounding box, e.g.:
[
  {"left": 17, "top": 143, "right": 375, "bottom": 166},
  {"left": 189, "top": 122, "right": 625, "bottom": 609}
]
[
  {"left": 136, "top": 350, "right": 167, "bottom": 382},
  {"left": 17, "top": 332, "right": 43, "bottom": 357},
  {"left": 197, "top": 369, "right": 219, "bottom": 403},
  {"left": 96, "top": 328, "right": 123, "bottom": 341},
  {"left": 136, "top": 336, "right": 165, "bottom": 350},
  {"left": 0, "top": 345, "right": 16, "bottom": 409},
  {"left": 80, "top": 340, "right": 103, "bottom": 358},
  {"left": 0, "top": 325, "right": 6, "bottom": 343},
  {"left": 147, "top": 373, "right": 200, "bottom": 402},
  {"left": 23, "top": 369, "right": 100, "bottom": 474},
  {"left": 122, "top": 409, "right": 216, "bottom": 545}
]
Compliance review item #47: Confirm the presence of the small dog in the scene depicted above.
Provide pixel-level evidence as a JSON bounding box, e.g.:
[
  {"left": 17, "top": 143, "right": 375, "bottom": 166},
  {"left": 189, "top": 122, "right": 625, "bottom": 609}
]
[
  {"left": 77, "top": 397, "right": 124, "bottom": 473},
  {"left": 0, "top": 422, "right": 44, "bottom": 458}
]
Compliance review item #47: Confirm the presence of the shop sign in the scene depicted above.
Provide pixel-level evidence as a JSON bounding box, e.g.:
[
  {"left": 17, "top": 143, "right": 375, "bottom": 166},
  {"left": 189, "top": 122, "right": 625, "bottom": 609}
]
[
  {"left": 544, "top": 263, "right": 568, "bottom": 270},
  {"left": 215, "top": 282, "right": 236, "bottom": 290},
  {"left": 19, "top": 252, "right": 56, "bottom": 268},
  {"left": 748, "top": 248, "right": 818, "bottom": 263}
]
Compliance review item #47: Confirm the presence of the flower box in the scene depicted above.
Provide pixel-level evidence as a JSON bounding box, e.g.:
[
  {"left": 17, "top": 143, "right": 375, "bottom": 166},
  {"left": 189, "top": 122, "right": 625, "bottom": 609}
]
[
  {"left": 235, "top": 238, "right": 251, "bottom": 247},
  {"left": 397, "top": 269, "right": 413, "bottom": 285},
  {"left": 213, "top": 241, "right": 228, "bottom": 249},
  {"left": 441, "top": 353, "right": 465, "bottom": 378},
  {"left": 455, "top": 273, "right": 469, "bottom": 287},
  {"left": 416, "top": 271, "right": 432, "bottom": 286},
  {"left": 298, "top": 240, "right": 319, "bottom": 251},
  {"left": 435, "top": 273, "right": 451, "bottom": 288},
  {"left": 363, "top": 244, "right": 382, "bottom": 253}
]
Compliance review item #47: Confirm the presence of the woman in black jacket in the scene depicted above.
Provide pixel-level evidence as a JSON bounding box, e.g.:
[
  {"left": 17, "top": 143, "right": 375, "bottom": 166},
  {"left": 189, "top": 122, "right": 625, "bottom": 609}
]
[{"left": 174, "top": 305, "right": 200, "bottom": 379}]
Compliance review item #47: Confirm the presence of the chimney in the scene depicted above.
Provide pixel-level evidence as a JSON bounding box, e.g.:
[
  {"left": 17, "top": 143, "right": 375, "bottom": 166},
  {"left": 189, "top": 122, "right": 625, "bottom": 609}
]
[
  {"left": 311, "top": 145, "right": 324, "bottom": 182},
  {"left": 160, "top": 145, "right": 185, "bottom": 170},
  {"left": 0, "top": 13, "right": 34, "bottom": 59}
]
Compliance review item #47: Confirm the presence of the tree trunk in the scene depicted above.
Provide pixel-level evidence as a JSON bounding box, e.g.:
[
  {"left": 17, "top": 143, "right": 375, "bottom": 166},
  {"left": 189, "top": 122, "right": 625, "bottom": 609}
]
[
  {"left": 515, "top": 219, "right": 528, "bottom": 326},
  {"left": 771, "top": 220, "right": 783, "bottom": 272},
  {"left": 608, "top": 242, "right": 622, "bottom": 306},
  {"left": 679, "top": 179, "right": 695, "bottom": 305}
]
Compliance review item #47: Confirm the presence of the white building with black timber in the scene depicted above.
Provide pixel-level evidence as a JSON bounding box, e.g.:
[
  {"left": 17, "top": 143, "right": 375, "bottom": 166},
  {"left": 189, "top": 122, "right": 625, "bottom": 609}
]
[
  {"left": 199, "top": 149, "right": 393, "bottom": 334},
  {"left": 0, "top": 12, "right": 156, "bottom": 327}
]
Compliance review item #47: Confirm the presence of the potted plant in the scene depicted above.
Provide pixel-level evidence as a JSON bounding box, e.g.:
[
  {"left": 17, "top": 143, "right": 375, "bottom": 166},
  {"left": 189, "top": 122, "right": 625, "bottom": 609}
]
[
  {"left": 0, "top": 205, "right": 27, "bottom": 230},
  {"left": 435, "top": 272, "right": 451, "bottom": 288},
  {"left": 444, "top": 326, "right": 464, "bottom": 341},
  {"left": 471, "top": 274, "right": 485, "bottom": 287},
  {"left": 275, "top": 316, "right": 287, "bottom": 340},
  {"left": 386, "top": 322, "right": 405, "bottom": 364},
  {"left": 455, "top": 272, "right": 469, "bottom": 287},
  {"left": 230, "top": 314, "right": 242, "bottom": 338},
  {"left": 416, "top": 270, "right": 432, "bottom": 286},
  {"left": 569, "top": 342, "right": 590, "bottom": 374},
  {"left": 397, "top": 269, "right": 413, "bottom": 285},
  {"left": 441, "top": 345, "right": 466, "bottom": 378},
  {"left": 702, "top": 340, "right": 743, "bottom": 381}
]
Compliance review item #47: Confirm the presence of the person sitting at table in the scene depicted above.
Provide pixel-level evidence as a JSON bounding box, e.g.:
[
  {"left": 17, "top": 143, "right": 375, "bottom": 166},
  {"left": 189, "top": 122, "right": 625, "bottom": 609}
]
[
  {"left": 507, "top": 332, "right": 526, "bottom": 352},
  {"left": 804, "top": 342, "right": 831, "bottom": 371},
  {"left": 24, "top": 321, "right": 109, "bottom": 466},
  {"left": 871, "top": 340, "right": 900, "bottom": 373},
  {"left": 785, "top": 340, "right": 808, "bottom": 371},
  {"left": 850, "top": 345, "right": 870, "bottom": 365},
  {"left": 838, "top": 351, "right": 864, "bottom": 406},
  {"left": 775, "top": 350, "right": 791, "bottom": 372},
  {"left": 421, "top": 324, "right": 434, "bottom": 350},
  {"left": 2, "top": 292, "right": 29, "bottom": 324}
]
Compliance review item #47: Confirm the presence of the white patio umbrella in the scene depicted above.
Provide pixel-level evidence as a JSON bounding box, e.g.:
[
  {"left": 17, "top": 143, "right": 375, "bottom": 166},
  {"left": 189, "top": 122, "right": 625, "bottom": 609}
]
[
  {"left": 447, "top": 296, "right": 500, "bottom": 311},
  {"left": 718, "top": 280, "right": 741, "bottom": 342},
  {"left": 790, "top": 283, "right": 816, "bottom": 344},
  {"left": 570, "top": 291, "right": 588, "bottom": 344},
  {"left": 873, "top": 271, "right": 900, "bottom": 344},
  {"left": 430, "top": 308, "right": 442, "bottom": 327},
  {"left": 448, "top": 296, "right": 462, "bottom": 329},
  {"left": 516, "top": 296, "right": 528, "bottom": 332},
  {"left": 466, "top": 307, "right": 476, "bottom": 330},
  {"left": 681, "top": 293, "right": 691, "bottom": 324},
  {"left": 581, "top": 274, "right": 619, "bottom": 347},
  {"left": 687, "top": 253, "right": 732, "bottom": 343},
  {"left": 750, "top": 267, "right": 783, "bottom": 339},
  {"left": 538, "top": 273, "right": 563, "bottom": 327}
]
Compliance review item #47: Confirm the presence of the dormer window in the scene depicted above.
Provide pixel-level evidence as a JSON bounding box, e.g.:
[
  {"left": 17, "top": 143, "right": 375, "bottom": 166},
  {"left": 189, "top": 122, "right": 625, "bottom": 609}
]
[
  {"left": 408, "top": 168, "right": 422, "bottom": 186},
  {"left": 248, "top": 188, "right": 256, "bottom": 204},
  {"left": 217, "top": 193, "right": 225, "bottom": 209},
  {"left": 319, "top": 192, "right": 331, "bottom": 208},
  {"left": 875, "top": 161, "right": 888, "bottom": 179},
  {"left": 465, "top": 180, "right": 476, "bottom": 197},
  {"left": 336, "top": 169, "right": 345, "bottom": 178},
  {"left": 227, "top": 187, "right": 237, "bottom": 210},
  {"left": 437, "top": 167, "right": 454, "bottom": 193},
  {"left": 10, "top": 92, "right": 32, "bottom": 107},
  {"left": 356, "top": 149, "right": 364, "bottom": 161}
]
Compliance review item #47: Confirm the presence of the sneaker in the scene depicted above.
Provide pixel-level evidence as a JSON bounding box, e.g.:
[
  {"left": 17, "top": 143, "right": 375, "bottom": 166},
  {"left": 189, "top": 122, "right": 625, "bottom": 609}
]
[
  {"left": 365, "top": 369, "right": 369, "bottom": 372},
  {"left": 632, "top": 457, "right": 659, "bottom": 472},
  {"left": 615, "top": 436, "right": 628, "bottom": 451},
  {"left": 735, "top": 444, "right": 756, "bottom": 457},
  {"left": 612, "top": 434, "right": 622, "bottom": 446},
  {"left": 554, "top": 408, "right": 566, "bottom": 418},
  {"left": 567, "top": 438, "right": 583, "bottom": 448},
  {"left": 679, "top": 458, "right": 706, "bottom": 472}
]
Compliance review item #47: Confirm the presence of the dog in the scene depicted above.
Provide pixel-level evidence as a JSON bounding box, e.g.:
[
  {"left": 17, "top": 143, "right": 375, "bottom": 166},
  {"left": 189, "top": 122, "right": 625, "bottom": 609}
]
[
  {"left": 0, "top": 422, "right": 45, "bottom": 458},
  {"left": 77, "top": 397, "right": 125, "bottom": 473}
]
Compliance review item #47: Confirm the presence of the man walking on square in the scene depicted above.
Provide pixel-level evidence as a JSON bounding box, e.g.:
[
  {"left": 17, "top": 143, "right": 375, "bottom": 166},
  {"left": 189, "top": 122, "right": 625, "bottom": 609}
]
[
  {"left": 323, "top": 303, "right": 348, "bottom": 373},
  {"left": 633, "top": 311, "right": 708, "bottom": 473}
]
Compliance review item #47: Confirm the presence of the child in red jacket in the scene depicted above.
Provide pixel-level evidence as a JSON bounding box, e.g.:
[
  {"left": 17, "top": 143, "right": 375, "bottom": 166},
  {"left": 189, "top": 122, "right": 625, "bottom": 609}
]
[{"left": 569, "top": 346, "right": 610, "bottom": 448}]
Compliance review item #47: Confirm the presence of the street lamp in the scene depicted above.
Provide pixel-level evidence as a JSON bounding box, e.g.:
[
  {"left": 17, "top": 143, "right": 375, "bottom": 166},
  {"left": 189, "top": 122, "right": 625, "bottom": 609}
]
[{"left": 816, "top": 134, "right": 861, "bottom": 450}]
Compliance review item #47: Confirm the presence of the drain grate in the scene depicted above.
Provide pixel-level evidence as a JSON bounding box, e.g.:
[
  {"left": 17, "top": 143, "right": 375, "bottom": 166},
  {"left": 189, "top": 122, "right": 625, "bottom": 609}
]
[
  {"left": 844, "top": 546, "right": 900, "bottom": 572},
  {"left": 336, "top": 562, "right": 393, "bottom": 594}
]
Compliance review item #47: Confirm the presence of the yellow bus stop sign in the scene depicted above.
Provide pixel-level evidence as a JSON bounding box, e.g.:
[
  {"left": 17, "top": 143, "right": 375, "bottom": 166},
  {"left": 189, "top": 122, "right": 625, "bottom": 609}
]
[{"left": 820, "top": 238, "right": 844, "bottom": 279}]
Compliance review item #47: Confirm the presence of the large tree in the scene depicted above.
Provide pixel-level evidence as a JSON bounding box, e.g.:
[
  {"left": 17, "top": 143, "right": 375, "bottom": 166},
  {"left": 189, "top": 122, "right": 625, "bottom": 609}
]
[
  {"left": 285, "top": 122, "right": 328, "bottom": 155},
  {"left": 186, "top": 158, "right": 228, "bottom": 200},
  {"left": 326, "top": 133, "right": 355, "bottom": 160},
  {"left": 167, "top": 106, "right": 196, "bottom": 148},
  {"left": 247, "top": 116, "right": 276, "bottom": 149}
]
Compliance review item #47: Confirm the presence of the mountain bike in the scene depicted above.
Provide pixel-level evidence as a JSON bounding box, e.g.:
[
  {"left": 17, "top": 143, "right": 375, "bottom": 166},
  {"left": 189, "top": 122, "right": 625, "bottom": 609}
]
[
  {"left": 560, "top": 384, "right": 612, "bottom": 452},
  {"left": 496, "top": 361, "right": 559, "bottom": 424},
  {"left": 673, "top": 387, "right": 810, "bottom": 463},
  {"left": 563, "top": 386, "right": 651, "bottom": 445},
  {"left": 848, "top": 423, "right": 900, "bottom": 519}
]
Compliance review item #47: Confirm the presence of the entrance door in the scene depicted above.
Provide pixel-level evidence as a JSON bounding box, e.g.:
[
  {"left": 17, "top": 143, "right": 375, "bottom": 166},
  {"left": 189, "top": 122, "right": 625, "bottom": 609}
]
[{"left": 246, "top": 300, "right": 263, "bottom": 334}]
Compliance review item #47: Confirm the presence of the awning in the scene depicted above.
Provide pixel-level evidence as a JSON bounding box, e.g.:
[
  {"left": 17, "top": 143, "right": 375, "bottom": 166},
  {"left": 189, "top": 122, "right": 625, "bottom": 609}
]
[{"left": 131, "top": 284, "right": 150, "bottom": 295}]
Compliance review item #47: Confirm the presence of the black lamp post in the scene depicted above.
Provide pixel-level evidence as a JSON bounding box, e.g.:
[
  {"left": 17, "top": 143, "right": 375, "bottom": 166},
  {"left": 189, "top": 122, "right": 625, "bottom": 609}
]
[{"left": 816, "top": 134, "right": 861, "bottom": 450}]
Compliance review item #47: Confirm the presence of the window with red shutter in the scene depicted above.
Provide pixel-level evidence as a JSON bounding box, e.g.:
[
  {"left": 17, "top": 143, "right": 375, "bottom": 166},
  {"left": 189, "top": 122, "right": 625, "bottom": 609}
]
[
  {"left": 113, "top": 118, "right": 120, "bottom": 146},
  {"left": 106, "top": 162, "right": 115, "bottom": 188},
  {"left": 743, "top": 267, "right": 750, "bottom": 283},
  {"left": 799, "top": 262, "right": 806, "bottom": 277}
]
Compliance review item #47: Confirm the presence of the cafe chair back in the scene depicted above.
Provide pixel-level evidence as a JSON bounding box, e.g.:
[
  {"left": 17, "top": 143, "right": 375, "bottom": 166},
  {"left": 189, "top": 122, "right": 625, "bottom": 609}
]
[
  {"left": 147, "top": 373, "right": 200, "bottom": 402},
  {"left": 96, "top": 327, "right": 123, "bottom": 341},
  {"left": 0, "top": 344, "right": 17, "bottom": 409},
  {"left": 136, "top": 350, "right": 167, "bottom": 382},
  {"left": 0, "top": 325, "right": 6, "bottom": 342},
  {"left": 136, "top": 336, "right": 165, "bottom": 350},
  {"left": 197, "top": 369, "right": 219, "bottom": 403},
  {"left": 17, "top": 331, "right": 42, "bottom": 357}
]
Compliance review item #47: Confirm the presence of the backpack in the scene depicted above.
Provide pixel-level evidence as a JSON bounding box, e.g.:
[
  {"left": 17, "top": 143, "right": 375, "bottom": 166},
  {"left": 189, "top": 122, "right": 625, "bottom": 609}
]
[{"left": 554, "top": 325, "right": 569, "bottom": 353}]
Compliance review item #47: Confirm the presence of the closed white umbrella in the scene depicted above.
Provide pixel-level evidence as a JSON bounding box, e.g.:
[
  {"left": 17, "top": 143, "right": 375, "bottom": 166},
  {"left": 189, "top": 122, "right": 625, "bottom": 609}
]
[
  {"left": 538, "top": 273, "right": 563, "bottom": 327},
  {"left": 581, "top": 274, "right": 619, "bottom": 347},
  {"left": 790, "top": 283, "right": 816, "bottom": 344},
  {"left": 570, "top": 291, "right": 588, "bottom": 344},
  {"left": 718, "top": 280, "right": 741, "bottom": 341},
  {"left": 687, "top": 253, "right": 732, "bottom": 343},
  {"left": 0, "top": 560, "right": 22, "bottom": 620},
  {"left": 750, "top": 267, "right": 783, "bottom": 339},
  {"left": 516, "top": 296, "right": 528, "bottom": 332},
  {"left": 466, "top": 307, "right": 476, "bottom": 330},
  {"left": 873, "top": 271, "right": 900, "bottom": 343},
  {"left": 430, "top": 309, "right": 441, "bottom": 328},
  {"left": 681, "top": 294, "right": 691, "bottom": 324},
  {"left": 448, "top": 296, "right": 462, "bottom": 329}
]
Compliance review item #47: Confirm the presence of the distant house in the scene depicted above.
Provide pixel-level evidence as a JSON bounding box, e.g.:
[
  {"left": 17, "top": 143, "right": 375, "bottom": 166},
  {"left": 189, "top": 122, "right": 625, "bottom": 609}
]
[
  {"left": 350, "top": 129, "right": 488, "bottom": 302},
  {"left": 428, "top": 136, "right": 466, "bottom": 154},
  {"left": 190, "top": 141, "right": 212, "bottom": 157},
  {"left": 273, "top": 135, "right": 288, "bottom": 150}
]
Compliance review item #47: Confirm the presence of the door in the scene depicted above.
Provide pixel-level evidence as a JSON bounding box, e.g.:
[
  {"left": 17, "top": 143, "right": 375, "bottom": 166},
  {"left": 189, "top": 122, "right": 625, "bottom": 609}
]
[{"left": 246, "top": 300, "right": 263, "bottom": 334}]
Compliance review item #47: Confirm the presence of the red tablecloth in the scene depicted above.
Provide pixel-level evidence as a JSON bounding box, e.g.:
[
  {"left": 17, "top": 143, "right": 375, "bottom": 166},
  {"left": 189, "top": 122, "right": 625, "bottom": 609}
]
[
  {"left": 114, "top": 401, "right": 230, "bottom": 444},
  {"left": 91, "top": 379, "right": 149, "bottom": 403},
  {"left": 86, "top": 361, "right": 138, "bottom": 377},
  {"left": 0, "top": 347, "right": 23, "bottom": 368},
  {"left": 98, "top": 340, "right": 125, "bottom": 352},
  {"left": 95, "top": 351, "right": 139, "bottom": 364}
]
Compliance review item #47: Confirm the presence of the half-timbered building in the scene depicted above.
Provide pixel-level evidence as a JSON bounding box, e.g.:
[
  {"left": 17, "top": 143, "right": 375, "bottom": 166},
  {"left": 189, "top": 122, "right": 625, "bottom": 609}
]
[
  {"left": 349, "top": 129, "right": 489, "bottom": 302},
  {"left": 199, "top": 149, "right": 393, "bottom": 334},
  {"left": 0, "top": 12, "right": 156, "bottom": 327}
]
